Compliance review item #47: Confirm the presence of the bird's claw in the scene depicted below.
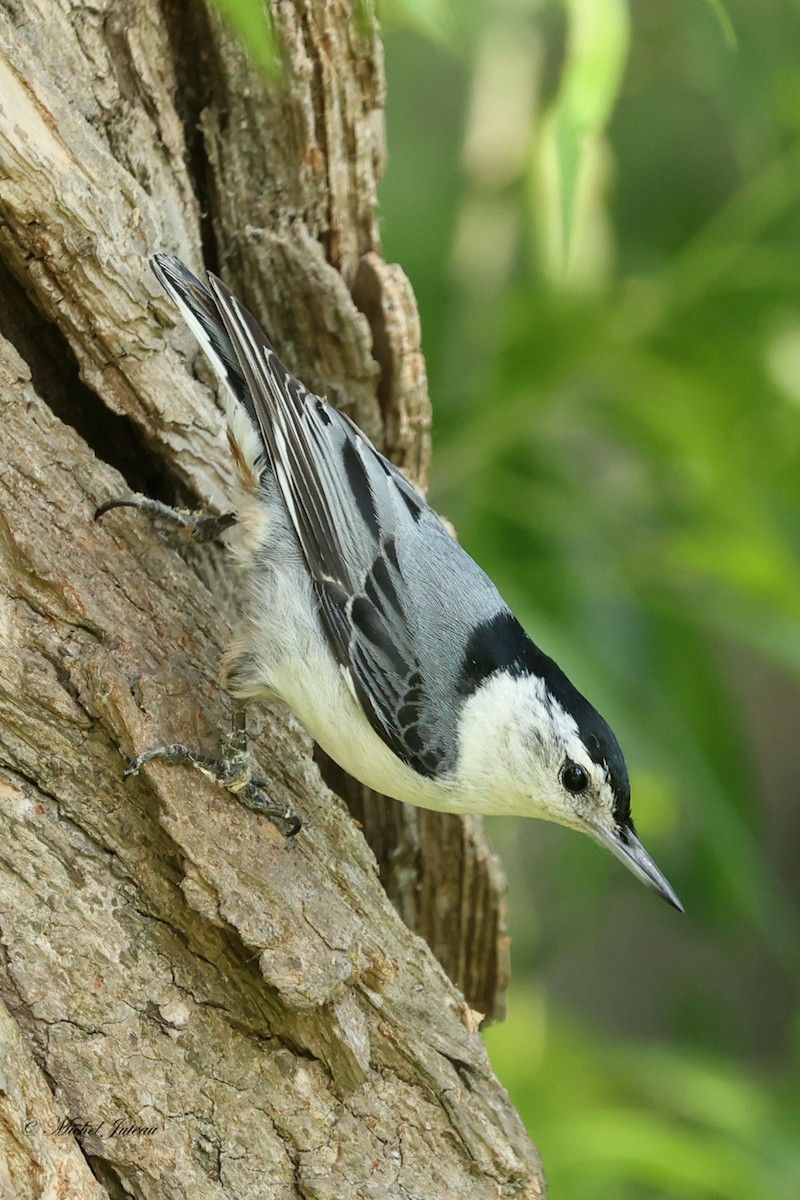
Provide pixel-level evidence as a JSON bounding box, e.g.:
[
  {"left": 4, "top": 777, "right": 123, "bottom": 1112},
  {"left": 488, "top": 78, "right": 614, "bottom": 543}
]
[
  {"left": 125, "top": 742, "right": 303, "bottom": 838},
  {"left": 95, "top": 495, "right": 236, "bottom": 544}
]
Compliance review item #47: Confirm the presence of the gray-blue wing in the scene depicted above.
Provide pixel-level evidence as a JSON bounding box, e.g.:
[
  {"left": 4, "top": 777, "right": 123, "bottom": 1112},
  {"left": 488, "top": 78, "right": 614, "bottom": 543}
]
[
  {"left": 154, "top": 256, "right": 505, "bottom": 779},
  {"left": 315, "top": 536, "right": 454, "bottom": 778}
]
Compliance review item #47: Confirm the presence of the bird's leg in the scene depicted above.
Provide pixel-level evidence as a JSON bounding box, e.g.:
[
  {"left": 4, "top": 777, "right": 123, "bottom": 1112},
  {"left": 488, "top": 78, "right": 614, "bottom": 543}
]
[
  {"left": 100, "top": 497, "right": 302, "bottom": 834},
  {"left": 95, "top": 495, "right": 237, "bottom": 543},
  {"left": 126, "top": 700, "right": 303, "bottom": 837}
]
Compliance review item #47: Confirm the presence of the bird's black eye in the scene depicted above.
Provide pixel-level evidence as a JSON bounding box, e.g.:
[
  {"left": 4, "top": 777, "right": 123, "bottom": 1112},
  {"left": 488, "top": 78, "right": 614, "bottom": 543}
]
[{"left": 561, "top": 760, "right": 590, "bottom": 794}]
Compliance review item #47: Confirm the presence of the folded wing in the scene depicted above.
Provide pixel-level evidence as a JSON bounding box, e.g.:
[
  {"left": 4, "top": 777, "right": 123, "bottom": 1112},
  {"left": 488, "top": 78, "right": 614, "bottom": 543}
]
[{"left": 154, "top": 255, "right": 497, "bottom": 779}]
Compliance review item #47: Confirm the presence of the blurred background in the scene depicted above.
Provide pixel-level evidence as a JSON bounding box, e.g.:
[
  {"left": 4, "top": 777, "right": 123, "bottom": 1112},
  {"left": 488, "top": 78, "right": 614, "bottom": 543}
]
[{"left": 378, "top": 0, "right": 800, "bottom": 1196}]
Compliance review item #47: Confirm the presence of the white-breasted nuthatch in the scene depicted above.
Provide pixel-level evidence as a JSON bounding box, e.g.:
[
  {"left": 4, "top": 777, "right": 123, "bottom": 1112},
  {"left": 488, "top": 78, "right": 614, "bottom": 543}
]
[{"left": 98, "top": 254, "right": 682, "bottom": 911}]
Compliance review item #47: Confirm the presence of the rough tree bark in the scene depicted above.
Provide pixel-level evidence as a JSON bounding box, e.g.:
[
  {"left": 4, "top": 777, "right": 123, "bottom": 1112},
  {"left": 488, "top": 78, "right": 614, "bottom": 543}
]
[{"left": 0, "top": 1, "right": 543, "bottom": 1196}]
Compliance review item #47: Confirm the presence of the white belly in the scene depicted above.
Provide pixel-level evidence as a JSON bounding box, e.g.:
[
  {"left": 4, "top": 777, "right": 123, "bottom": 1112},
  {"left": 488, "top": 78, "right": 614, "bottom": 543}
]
[{"left": 270, "top": 646, "right": 463, "bottom": 812}]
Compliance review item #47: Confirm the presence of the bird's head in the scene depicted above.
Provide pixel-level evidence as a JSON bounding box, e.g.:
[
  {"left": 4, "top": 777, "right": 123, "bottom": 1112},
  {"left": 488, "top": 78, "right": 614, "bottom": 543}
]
[{"left": 458, "top": 614, "right": 682, "bottom": 910}]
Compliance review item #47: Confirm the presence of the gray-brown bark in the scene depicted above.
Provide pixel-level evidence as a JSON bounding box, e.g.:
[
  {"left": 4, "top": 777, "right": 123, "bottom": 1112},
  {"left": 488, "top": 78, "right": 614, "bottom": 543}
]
[{"left": 0, "top": 1, "right": 542, "bottom": 1195}]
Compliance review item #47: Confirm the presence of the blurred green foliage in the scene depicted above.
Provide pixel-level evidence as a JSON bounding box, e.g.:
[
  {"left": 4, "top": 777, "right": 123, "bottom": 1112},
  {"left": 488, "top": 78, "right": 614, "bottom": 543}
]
[
  {"left": 488, "top": 996, "right": 800, "bottom": 1198},
  {"left": 377, "top": 0, "right": 800, "bottom": 1195},
  {"left": 212, "top": 0, "right": 277, "bottom": 74}
]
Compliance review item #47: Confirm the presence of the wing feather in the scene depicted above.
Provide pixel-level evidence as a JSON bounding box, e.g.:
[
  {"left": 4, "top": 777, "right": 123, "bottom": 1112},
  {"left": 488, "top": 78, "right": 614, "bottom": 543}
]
[
  {"left": 204, "top": 273, "right": 454, "bottom": 777},
  {"left": 153, "top": 258, "right": 506, "bottom": 782}
]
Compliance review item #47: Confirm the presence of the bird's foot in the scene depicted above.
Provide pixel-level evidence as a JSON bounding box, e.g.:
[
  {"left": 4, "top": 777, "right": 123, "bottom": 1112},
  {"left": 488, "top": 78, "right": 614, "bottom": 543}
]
[
  {"left": 95, "top": 495, "right": 236, "bottom": 543},
  {"left": 125, "top": 742, "right": 303, "bottom": 837}
]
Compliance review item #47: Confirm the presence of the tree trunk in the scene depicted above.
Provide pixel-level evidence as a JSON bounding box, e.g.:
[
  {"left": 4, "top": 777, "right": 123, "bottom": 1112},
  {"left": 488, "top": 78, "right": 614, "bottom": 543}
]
[{"left": 0, "top": 1, "right": 543, "bottom": 1196}]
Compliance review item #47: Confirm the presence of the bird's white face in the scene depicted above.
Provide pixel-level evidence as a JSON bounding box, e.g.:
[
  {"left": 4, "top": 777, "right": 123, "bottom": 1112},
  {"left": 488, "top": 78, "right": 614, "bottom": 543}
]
[
  {"left": 457, "top": 671, "right": 607, "bottom": 821},
  {"left": 458, "top": 671, "right": 683, "bottom": 908},
  {"left": 500, "top": 683, "right": 622, "bottom": 834}
]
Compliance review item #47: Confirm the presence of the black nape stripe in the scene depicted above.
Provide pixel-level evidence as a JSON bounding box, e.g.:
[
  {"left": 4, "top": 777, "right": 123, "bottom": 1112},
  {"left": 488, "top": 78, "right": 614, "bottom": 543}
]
[
  {"left": 458, "top": 610, "right": 631, "bottom": 823},
  {"left": 456, "top": 611, "right": 535, "bottom": 699}
]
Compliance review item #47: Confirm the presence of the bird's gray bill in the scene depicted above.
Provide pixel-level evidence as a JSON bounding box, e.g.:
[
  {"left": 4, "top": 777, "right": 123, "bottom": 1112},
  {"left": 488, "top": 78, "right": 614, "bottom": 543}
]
[{"left": 594, "top": 824, "right": 684, "bottom": 911}]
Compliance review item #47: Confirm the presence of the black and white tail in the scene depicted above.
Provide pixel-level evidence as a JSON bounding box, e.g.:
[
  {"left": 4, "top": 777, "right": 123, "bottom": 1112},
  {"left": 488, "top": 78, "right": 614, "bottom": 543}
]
[{"left": 150, "top": 254, "right": 269, "bottom": 489}]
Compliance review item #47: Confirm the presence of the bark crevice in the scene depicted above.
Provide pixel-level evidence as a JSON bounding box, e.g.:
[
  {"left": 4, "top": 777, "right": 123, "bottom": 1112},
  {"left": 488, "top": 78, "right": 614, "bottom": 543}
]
[
  {"left": 0, "top": 259, "right": 183, "bottom": 502},
  {"left": 157, "top": 0, "right": 222, "bottom": 274},
  {"left": 0, "top": 2, "right": 544, "bottom": 1196}
]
